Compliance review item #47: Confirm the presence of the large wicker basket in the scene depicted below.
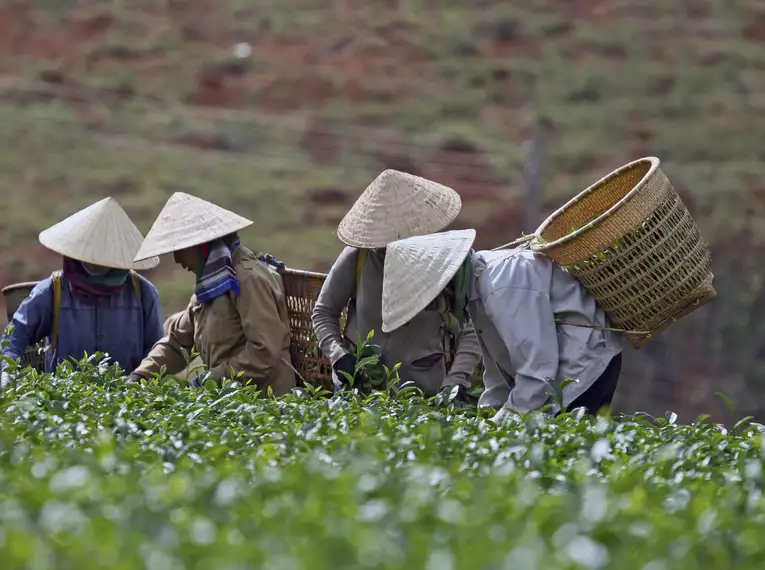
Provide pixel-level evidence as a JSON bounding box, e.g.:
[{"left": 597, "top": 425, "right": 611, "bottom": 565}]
[
  {"left": 2, "top": 281, "right": 46, "bottom": 370},
  {"left": 532, "top": 156, "right": 715, "bottom": 348},
  {"left": 280, "top": 268, "right": 341, "bottom": 388}
]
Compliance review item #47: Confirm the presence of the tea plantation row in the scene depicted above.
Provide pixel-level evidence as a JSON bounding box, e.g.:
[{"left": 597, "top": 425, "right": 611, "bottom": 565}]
[{"left": 0, "top": 357, "right": 764, "bottom": 569}]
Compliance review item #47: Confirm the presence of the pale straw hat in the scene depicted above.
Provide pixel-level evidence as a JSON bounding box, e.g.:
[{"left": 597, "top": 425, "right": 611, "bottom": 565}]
[
  {"left": 38, "top": 197, "right": 159, "bottom": 271},
  {"left": 336, "top": 169, "right": 462, "bottom": 249},
  {"left": 134, "top": 192, "right": 253, "bottom": 261},
  {"left": 381, "top": 229, "right": 477, "bottom": 333}
]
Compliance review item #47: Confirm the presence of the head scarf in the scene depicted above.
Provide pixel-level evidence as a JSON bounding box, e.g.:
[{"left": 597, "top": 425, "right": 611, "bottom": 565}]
[
  {"left": 63, "top": 257, "right": 130, "bottom": 301},
  {"left": 194, "top": 233, "right": 241, "bottom": 304}
]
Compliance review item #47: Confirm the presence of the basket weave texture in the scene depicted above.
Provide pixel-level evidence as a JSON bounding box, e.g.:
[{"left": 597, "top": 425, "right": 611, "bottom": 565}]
[
  {"left": 280, "top": 269, "right": 343, "bottom": 387},
  {"left": 533, "top": 157, "right": 715, "bottom": 348},
  {"left": 2, "top": 282, "right": 46, "bottom": 369}
]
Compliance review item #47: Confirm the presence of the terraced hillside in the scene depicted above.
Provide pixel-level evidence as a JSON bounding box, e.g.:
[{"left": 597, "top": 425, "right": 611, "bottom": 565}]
[{"left": 1, "top": 0, "right": 763, "bottom": 420}]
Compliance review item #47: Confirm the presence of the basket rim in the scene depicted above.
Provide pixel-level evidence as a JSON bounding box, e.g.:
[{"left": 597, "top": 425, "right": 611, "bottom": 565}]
[
  {"left": 2, "top": 281, "right": 39, "bottom": 296},
  {"left": 281, "top": 268, "right": 329, "bottom": 280},
  {"left": 532, "top": 156, "right": 661, "bottom": 252}
]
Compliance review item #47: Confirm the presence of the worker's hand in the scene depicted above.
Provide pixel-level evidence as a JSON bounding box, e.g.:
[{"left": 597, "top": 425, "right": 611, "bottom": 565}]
[
  {"left": 440, "top": 383, "right": 470, "bottom": 402},
  {"left": 433, "top": 383, "right": 472, "bottom": 408},
  {"left": 126, "top": 372, "right": 145, "bottom": 384},
  {"left": 333, "top": 353, "right": 357, "bottom": 385}
]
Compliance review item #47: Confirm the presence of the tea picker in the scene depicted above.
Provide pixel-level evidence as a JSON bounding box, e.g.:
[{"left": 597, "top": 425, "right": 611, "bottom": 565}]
[{"left": 379, "top": 157, "right": 715, "bottom": 421}]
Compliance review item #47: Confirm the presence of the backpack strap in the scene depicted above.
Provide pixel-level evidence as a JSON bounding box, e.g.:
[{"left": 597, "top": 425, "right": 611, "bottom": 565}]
[
  {"left": 130, "top": 270, "right": 142, "bottom": 301},
  {"left": 50, "top": 270, "right": 63, "bottom": 352},
  {"left": 436, "top": 295, "right": 455, "bottom": 371},
  {"left": 341, "top": 248, "right": 368, "bottom": 338},
  {"left": 254, "top": 252, "right": 286, "bottom": 274},
  {"left": 354, "top": 248, "right": 367, "bottom": 295}
]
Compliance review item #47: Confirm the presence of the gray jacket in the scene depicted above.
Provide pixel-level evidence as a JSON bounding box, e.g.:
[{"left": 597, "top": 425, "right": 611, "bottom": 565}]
[
  {"left": 312, "top": 247, "right": 482, "bottom": 396},
  {"left": 469, "top": 249, "right": 626, "bottom": 413}
]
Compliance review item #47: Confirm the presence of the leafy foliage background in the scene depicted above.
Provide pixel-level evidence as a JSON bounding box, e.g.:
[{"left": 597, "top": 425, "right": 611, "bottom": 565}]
[{"left": 1, "top": 356, "right": 764, "bottom": 568}]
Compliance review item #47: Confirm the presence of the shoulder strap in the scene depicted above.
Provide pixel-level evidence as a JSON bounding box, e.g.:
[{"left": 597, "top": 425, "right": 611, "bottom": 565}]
[
  {"left": 255, "top": 252, "right": 286, "bottom": 274},
  {"left": 354, "top": 248, "right": 368, "bottom": 295},
  {"left": 436, "top": 295, "right": 455, "bottom": 371},
  {"left": 343, "top": 248, "right": 369, "bottom": 336},
  {"left": 51, "top": 270, "right": 62, "bottom": 352},
  {"left": 130, "top": 271, "right": 142, "bottom": 301}
]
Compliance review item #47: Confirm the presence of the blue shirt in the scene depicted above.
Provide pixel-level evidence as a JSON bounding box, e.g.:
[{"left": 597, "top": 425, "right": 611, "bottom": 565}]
[{"left": 1, "top": 274, "right": 164, "bottom": 373}]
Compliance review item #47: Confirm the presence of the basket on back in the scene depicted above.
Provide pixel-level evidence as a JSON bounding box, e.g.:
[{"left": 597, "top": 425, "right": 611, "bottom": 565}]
[
  {"left": 2, "top": 282, "right": 46, "bottom": 370},
  {"left": 279, "top": 269, "right": 342, "bottom": 388},
  {"left": 532, "top": 156, "right": 715, "bottom": 348}
]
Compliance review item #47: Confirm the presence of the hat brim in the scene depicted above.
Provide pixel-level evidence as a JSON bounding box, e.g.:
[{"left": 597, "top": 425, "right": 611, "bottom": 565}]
[
  {"left": 133, "top": 219, "right": 253, "bottom": 261},
  {"left": 40, "top": 233, "right": 160, "bottom": 270}
]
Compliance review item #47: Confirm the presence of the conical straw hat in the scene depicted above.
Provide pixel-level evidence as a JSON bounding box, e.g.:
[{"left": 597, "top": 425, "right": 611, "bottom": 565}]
[
  {"left": 336, "top": 169, "right": 462, "bottom": 248},
  {"left": 381, "top": 229, "right": 476, "bottom": 333},
  {"left": 38, "top": 197, "right": 159, "bottom": 271},
  {"left": 134, "top": 192, "right": 253, "bottom": 261}
]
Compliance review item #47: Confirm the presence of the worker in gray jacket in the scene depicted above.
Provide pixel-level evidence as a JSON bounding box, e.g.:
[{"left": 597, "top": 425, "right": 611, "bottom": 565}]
[
  {"left": 379, "top": 229, "right": 627, "bottom": 421},
  {"left": 312, "top": 169, "right": 482, "bottom": 400}
]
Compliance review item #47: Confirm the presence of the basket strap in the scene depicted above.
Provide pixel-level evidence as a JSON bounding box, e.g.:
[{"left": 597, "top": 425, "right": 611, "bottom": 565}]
[
  {"left": 556, "top": 294, "right": 709, "bottom": 339},
  {"left": 355, "top": 248, "right": 367, "bottom": 295},
  {"left": 130, "top": 271, "right": 142, "bottom": 302},
  {"left": 491, "top": 234, "right": 538, "bottom": 251},
  {"left": 51, "top": 270, "right": 63, "bottom": 352},
  {"left": 343, "top": 249, "right": 368, "bottom": 336},
  {"left": 436, "top": 295, "right": 455, "bottom": 371},
  {"left": 554, "top": 318, "right": 650, "bottom": 335}
]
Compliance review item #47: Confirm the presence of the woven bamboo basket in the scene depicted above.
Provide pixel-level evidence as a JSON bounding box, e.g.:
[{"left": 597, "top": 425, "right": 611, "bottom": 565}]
[
  {"left": 280, "top": 268, "right": 342, "bottom": 388},
  {"left": 531, "top": 156, "right": 715, "bottom": 348},
  {"left": 2, "top": 281, "right": 47, "bottom": 370}
]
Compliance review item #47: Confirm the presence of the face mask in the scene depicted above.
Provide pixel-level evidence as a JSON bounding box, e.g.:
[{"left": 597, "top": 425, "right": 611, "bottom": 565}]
[{"left": 81, "top": 263, "right": 109, "bottom": 276}]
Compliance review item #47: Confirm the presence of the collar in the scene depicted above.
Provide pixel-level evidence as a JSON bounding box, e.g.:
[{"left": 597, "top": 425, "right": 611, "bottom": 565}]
[{"left": 467, "top": 250, "right": 483, "bottom": 303}]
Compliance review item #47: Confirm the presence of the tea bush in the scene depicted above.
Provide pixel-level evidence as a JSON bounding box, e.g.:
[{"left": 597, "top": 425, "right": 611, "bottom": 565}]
[{"left": 1, "top": 355, "right": 764, "bottom": 569}]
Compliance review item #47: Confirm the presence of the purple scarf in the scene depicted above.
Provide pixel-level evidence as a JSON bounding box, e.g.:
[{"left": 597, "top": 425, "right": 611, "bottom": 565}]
[
  {"left": 62, "top": 257, "right": 130, "bottom": 302},
  {"left": 194, "top": 238, "right": 241, "bottom": 304}
]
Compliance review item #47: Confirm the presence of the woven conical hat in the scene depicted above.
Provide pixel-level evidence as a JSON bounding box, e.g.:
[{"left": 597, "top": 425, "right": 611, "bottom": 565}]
[
  {"left": 336, "top": 169, "right": 462, "bottom": 248},
  {"left": 38, "top": 197, "right": 159, "bottom": 270},
  {"left": 134, "top": 192, "right": 253, "bottom": 261},
  {"left": 381, "top": 229, "right": 476, "bottom": 333}
]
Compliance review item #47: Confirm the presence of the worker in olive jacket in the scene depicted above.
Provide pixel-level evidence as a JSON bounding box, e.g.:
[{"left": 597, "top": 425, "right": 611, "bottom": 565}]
[{"left": 129, "top": 192, "right": 296, "bottom": 396}]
